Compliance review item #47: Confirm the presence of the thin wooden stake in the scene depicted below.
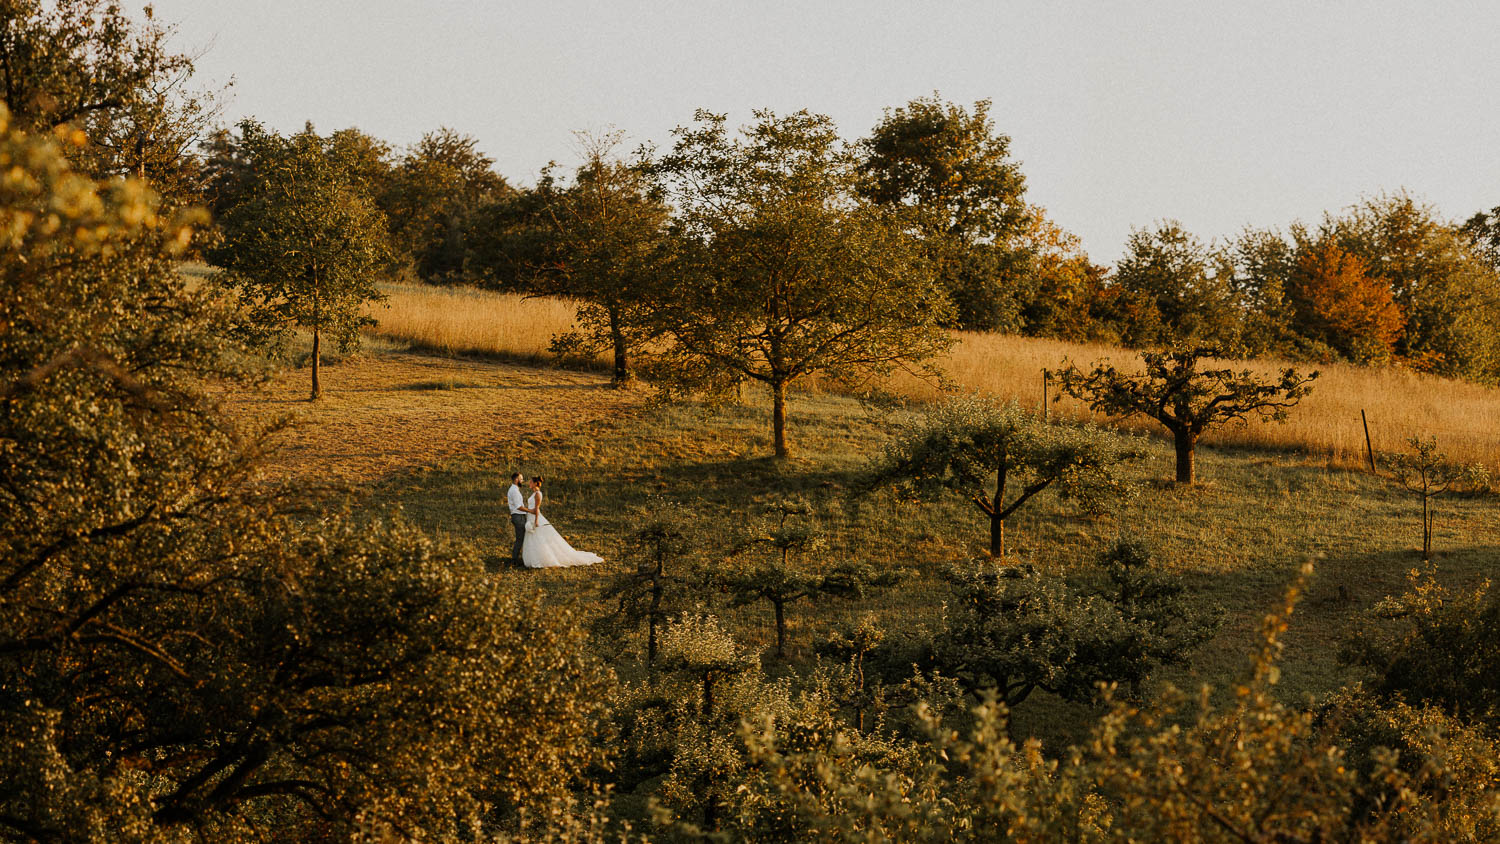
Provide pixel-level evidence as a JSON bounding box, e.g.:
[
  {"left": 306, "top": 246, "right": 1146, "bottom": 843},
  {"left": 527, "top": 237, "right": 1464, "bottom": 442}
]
[
  {"left": 1361, "top": 409, "right": 1377, "bottom": 475},
  {"left": 1042, "top": 370, "right": 1049, "bottom": 422}
]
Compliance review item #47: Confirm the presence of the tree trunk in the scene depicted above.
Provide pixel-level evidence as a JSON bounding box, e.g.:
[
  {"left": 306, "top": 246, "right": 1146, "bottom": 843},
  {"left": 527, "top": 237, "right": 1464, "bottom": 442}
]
[
  {"left": 771, "top": 380, "right": 789, "bottom": 459},
  {"left": 774, "top": 600, "right": 786, "bottom": 658},
  {"left": 1173, "top": 432, "right": 1195, "bottom": 483},
  {"left": 309, "top": 326, "right": 322, "bottom": 401},
  {"left": 609, "top": 308, "right": 629, "bottom": 386},
  {"left": 702, "top": 671, "right": 714, "bottom": 721},
  {"left": 647, "top": 579, "right": 662, "bottom": 665},
  {"left": 990, "top": 513, "right": 1005, "bottom": 559}
]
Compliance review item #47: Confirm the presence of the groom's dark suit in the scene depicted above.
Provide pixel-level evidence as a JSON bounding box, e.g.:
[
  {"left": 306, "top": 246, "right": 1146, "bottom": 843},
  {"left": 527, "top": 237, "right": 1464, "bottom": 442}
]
[{"left": 507, "top": 482, "right": 528, "bottom": 566}]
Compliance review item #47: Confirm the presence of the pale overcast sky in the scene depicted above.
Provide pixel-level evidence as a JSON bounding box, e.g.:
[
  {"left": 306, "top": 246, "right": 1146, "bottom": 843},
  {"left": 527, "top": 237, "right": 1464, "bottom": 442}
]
[{"left": 150, "top": 0, "right": 1500, "bottom": 262}]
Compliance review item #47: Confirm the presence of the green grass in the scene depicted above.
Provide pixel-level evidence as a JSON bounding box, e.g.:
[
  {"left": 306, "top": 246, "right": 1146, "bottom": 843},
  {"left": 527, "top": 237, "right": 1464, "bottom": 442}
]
[{"left": 366, "top": 388, "right": 1500, "bottom": 746}]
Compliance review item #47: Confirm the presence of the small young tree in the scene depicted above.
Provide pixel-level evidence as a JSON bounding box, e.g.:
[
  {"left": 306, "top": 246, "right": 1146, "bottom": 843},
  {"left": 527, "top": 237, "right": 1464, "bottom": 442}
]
[
  {"left": 815, "top": 614, "right": 887, "bottom": 732},
  {"left": 875, "top": 397, "right": 1138, "bottom": 558},
  {"left": 597, "top": 502, "right": 697, "bottom": 665},
  {"left": 650, "top": 108, "right": 954, "bottom": 458},
  {"left": 1052, "top": 346, "right": 1318, "bottom": 484},
  {"left": 1384, "top": 435, "right": 1486, "bottom": 561},
  {"left": 721, "top": 498, "right": 896, "bottom": 658},
  {"left": 208, "top": 120, "right": 389, "bottom": 400}
]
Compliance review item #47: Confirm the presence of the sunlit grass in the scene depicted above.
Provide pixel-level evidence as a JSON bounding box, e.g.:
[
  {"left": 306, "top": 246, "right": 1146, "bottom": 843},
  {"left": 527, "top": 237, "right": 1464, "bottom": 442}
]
[{"left": 365, "top": 282, "right": 1500, "bottom": 467}]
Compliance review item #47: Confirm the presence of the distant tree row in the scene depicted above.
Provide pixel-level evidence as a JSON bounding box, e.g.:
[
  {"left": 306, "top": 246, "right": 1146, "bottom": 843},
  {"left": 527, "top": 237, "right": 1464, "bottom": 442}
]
[{"left": 9, "top": 0, "right": 1496, "bottom": 389}]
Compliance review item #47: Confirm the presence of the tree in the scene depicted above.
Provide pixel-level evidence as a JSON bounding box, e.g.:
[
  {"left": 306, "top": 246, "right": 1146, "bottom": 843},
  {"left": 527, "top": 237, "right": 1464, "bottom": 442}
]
[
  {"left": 208, "top": 120, "right": 390, "bottom": 400},
  {"left": 536, "top": 131, "right": 671, "bottom": 385},
  {"left": 1053, "top": 347, "right": 1317, "bottom": 484},
  {"left": 1105, "top": 221, "right": 1241, "bottom": 348},
  {"left": 929, "top": 564, "right": 1137, "bottom": 709},
  {"left": 1383, "top": 435, "right": 1486, "bottom": 562},
  {"left": 1460, "top": 205, "right": 1500, "bottom": 276},
  {"left": 596, "top": 502, "right": 698, "bottom": 666},
  {"left": 1288, "top": 239, "right": 1405, "bottom": 363},
  {"left": 0, "top": 0, "right": 225, "bottom": 206},
  {"left": 859, "top": 95, "right": 1031, "bottom": 330},
  {"left": 651, "top": 108, "right": 954, "bottom": 458},
  {"left": 0, "top": 113, "right": 608, "bottom": 838},
  {"left": 875, "top": 397, "right": 1138, "bottom": 557},
  {"left": 1016, "top": 207, "right": 1110, "bottom": 342},
  {"left": 721, "top": 498, "right": 895, "bottom": 658},
  {"left": 1332, "top": 193, "right": 1500, "bottom": 380},
  {"left": 383, "top": 127, "right": 510, "bottom": 282},
  {"left": 1092, "top": 539, "right": 1221, "bottom": 698}
]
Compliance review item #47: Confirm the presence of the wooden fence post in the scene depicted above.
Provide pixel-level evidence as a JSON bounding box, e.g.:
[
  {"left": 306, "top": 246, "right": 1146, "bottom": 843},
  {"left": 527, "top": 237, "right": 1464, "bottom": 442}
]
[{"left": 1361, "top": 409, "right": 1377, "bottom": 475}]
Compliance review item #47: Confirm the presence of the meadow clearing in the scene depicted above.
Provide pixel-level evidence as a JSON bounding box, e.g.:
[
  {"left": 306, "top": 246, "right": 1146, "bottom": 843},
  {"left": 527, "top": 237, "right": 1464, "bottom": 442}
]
[
  {"left": 367, "top": 281, "right": 1500, "bottom": 469},
  {"left": 219, "top": 281, "right": 1500, "bottom": 749}
]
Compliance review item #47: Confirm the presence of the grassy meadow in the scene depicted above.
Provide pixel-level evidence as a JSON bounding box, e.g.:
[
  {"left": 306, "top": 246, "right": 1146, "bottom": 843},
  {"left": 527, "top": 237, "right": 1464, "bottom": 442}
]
[
  {"left": 326, "top": 364, "right": 1500, "bottom": 747},
  {"left": 365, "top": 281, "right": 1500, "bottom": 469}
]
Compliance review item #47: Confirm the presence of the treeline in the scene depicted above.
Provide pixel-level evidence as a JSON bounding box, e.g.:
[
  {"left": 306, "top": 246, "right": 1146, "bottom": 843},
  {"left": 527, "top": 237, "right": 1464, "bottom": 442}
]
[{"left": 9, "top": 0, "right": 1498, "bottom": 389}]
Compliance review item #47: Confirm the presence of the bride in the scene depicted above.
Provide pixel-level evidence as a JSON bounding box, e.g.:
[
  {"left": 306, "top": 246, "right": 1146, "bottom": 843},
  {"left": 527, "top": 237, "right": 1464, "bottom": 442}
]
[{"left": 521, "top": 476, "right": 603, "bottom": 568}]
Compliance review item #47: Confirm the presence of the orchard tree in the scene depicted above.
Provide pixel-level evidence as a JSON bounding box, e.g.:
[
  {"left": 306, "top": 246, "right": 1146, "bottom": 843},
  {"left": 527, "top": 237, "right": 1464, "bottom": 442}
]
[
  {"left": 209, "top": 120, "right": 389, "bottom": 400},
  {"left": 876, "top": 397, "right": 1138, "bottom": 558},
  {"left": 1384, "top": 436, "right": 1486, "bottom": 562},
  {"left": 652, "top": 108, "right": 953, "bottom": 458},
  {"left": 0, "top": 113, "right": 608, "bottom": 839},
  {"left": 1053, "top": 347, "right": 1317, "bottom": 484},
  {"left": 721, "top": 498, "right": 895, "bottom": 658},
  {"left": 859, "top": 94, "right": 1030, "bottom": 330},
  {"left": 597, "top": 502, "right": 699, "bottom": 665},
  {"left": 537, "top": 131, "right": 671, "bottom": 385},
  {"left": 1093, "top": 539, "right": 1222, "bottom": 698}
]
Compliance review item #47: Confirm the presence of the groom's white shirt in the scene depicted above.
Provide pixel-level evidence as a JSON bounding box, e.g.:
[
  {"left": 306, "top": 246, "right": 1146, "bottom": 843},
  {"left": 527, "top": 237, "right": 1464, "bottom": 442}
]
[{"left": 507, "top": 483, "right": 526, "bottom": 515}]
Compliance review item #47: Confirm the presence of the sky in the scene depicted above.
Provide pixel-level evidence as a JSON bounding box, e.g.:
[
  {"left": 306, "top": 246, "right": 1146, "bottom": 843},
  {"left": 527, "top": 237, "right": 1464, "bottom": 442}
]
[{"left": 148, "top": 0, "right": 1500, "bottom": 262}]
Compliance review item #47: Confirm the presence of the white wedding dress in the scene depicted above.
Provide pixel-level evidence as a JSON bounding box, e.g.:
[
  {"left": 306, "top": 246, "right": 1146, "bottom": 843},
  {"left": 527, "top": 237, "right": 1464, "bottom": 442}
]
[{"left": 521, "top": 491, "right": 603, "bottom": 568}]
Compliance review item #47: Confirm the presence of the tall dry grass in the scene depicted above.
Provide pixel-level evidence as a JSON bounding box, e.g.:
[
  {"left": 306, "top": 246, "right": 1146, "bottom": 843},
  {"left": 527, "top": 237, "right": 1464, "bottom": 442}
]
[
  {"left": 364, "top": 283, "right": 1500, "bottom": 467},
  {"left": 366, "top": 282, "right": 587, "bottom": 364}
]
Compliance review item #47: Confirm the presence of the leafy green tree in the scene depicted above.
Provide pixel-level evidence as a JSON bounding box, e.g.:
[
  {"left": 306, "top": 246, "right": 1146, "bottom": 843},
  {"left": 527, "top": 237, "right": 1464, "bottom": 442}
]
[
  {"left": 1053, "top": 347, "right": 1317, "bottom": 484},
  {"left": 0, "top": 113, "right": 608, "bottom": 839},
  {"left": 1383, "top": 435, "right": 1487, "bottom": 561},
  {"left": 859, "top": 94, "right": 1031, "bottom": 330},
  {"left": 734, "top": 568, "right": 1500, "bottom": 842},
  {"left": 536, "top": 131, "right": 671, "bottom": 385},
  {"left": 1105, "top": 221, "right": 1242, "bottom": 347},
  {"left": 383, "top": 127, "right": 510, "bottom": 282},
  {"left": 654, "top": 613, "right": 761, "bottom": 830},
  {"left": 1460, "top": 204, "right": 1500, "bottom": 275},
  {"left": 651, "top": 108, "right": 954, "bottom": 458},
  {"left": 875, "top": 397, "right": 1137, "bottom": 557},
  {"left": 0, "top": 0, "right": 225, "bottom": 206},
  {"left": 208, "top": 119, "right": 390, "bottom": 400},
  {"left": 721, "top": 498, "right": 895, "bottom": 658}
]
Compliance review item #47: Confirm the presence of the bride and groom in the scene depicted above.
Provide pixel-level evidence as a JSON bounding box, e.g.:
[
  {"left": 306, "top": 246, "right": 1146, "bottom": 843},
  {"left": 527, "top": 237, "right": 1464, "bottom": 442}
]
[{"left": 507, "top": 472, "right": 603, "bottom": 568}]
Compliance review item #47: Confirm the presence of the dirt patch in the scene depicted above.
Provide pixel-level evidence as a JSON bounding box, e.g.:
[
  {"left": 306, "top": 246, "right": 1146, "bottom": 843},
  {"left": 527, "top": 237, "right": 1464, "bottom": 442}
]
[{"left": 225, "top": 351, "right": 644, "bottom": 484}]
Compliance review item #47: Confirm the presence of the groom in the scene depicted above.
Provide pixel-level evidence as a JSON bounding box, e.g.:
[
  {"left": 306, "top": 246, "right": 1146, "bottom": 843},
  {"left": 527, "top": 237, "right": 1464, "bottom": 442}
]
[{"left": 507, "top": 471, "right": 532, "bottom": 567}]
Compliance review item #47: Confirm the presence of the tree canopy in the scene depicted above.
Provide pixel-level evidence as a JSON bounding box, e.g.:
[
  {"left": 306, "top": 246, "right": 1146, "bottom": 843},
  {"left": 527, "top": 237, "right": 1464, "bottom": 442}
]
[
  {"left": 650, "top": 108, "right": 953, "bottom": 458},
  {"left": 207, "top": 120, "right": 390, "bottom": 400},
  {"left": 860, "top": 94, "right": 1031, "bottom": 331}
]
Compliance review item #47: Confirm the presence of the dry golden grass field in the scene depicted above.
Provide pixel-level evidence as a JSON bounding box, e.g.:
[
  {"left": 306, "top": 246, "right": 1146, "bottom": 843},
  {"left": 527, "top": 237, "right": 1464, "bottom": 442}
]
[{"left": 367, "top": 282, "right": 1500, "bottom": 468}]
